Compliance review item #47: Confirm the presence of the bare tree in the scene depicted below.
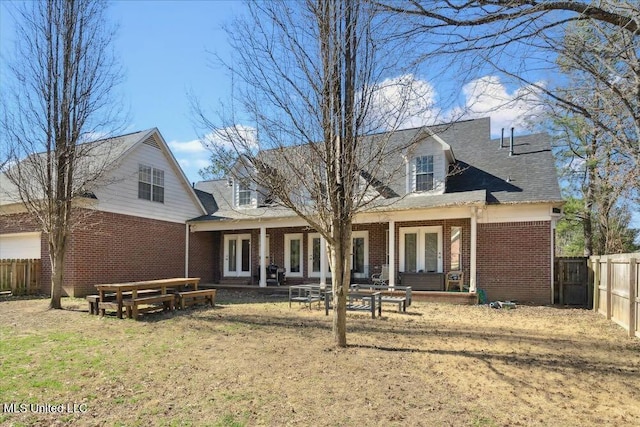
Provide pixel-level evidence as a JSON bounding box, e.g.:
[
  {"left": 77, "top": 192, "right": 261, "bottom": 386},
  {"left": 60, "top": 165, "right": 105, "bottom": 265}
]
[
  {"left": 377, "top": 1, "right": 639, "bottom": 189},
  {"left": 0, "top": 0, "right": 124, "bottom": 309},
  {"left": 548, "top": 18, "right": 639, "bottom": 255},
  {"left": 195, "top": 0, "right": 435, "bottom": 347}
]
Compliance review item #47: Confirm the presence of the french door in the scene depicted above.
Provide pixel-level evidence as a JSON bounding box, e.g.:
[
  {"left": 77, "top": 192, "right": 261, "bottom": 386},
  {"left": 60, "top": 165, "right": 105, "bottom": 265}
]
[
  {"left": 351, "top": 231, "right": 369, "bottom": 278},
  {"left": 308, "top": 233, "right": 322, "bottom": 278},
  {"left": 285, "top": 233, "right": 303, "bottom": 277},
  {"left": 224, "top": 234, "right": 251, "bottom": 277},
  {"left": 399, "top": 226, "right": 442, "bottom": 273}
]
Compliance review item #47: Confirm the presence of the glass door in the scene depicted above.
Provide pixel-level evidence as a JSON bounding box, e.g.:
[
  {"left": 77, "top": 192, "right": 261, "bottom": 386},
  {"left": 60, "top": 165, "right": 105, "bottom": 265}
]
[
  {"left": 399, "top": 226, "right": 442, "bottom": 273},
  {"left": 285, "top": 233, "right": 303, "bottom": 277},
  {"left": 351, "top": 231, "right": 369, "bottom": 278},
  {"left": 224, "top": 234, "right": 251, "bottom": 277},
  {"left": 424, "top": 232, "right": 439, "bottom": 273}
]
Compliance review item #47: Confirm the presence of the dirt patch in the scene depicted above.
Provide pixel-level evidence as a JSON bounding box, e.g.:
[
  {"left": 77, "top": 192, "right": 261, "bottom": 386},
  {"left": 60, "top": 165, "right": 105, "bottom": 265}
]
[{"left": 1, "top": 291, "right": 639, "bottom": 426}]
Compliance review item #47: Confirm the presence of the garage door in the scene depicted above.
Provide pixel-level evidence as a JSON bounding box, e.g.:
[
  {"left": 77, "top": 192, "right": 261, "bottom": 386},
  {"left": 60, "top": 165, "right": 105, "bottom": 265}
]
[{"left": 0, "top": 232, "right": 42, "bottom": 259}]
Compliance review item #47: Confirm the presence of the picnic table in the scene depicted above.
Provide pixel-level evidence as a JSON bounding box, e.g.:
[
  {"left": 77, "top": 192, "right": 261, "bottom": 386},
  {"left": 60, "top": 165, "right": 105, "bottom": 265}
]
[
  {"left": 95, "top": 277, "right": 201, "bottom": 319},
  {"left": 288, "top": 284, "right": 332, "bottom": 309},
  {"left": 324, "top": 289, "right": 382, "bottom": 318}
]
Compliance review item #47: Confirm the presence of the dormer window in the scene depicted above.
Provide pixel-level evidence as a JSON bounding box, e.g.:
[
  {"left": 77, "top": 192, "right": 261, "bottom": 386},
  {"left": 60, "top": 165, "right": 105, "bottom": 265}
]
[
  {"left": 415, "top": 155, "right": 434, "bottom": 192},
  {"left": 237, "top": 180, "right": 252, "bottom": 207},
  {"left": 138, "top": 164, "right": 164, "bottom": 203}
]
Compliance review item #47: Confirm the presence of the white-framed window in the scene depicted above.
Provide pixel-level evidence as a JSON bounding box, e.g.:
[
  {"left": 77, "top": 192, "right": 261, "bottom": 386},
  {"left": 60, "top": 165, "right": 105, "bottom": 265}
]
[
  {"left": 285, "top": 233, "right": 303, "bottom": 277},
  {"left": 415, "top": 155, "right": 434, "bottom": 192},
  {"left": 237, "top": 180, "right": 252, "bottom": 207},
  {"left": 138, "top": 164, "right": 164, "bottom": 203},
  {"left": 399, "top": 226, "right": 442, "bottom": 273}
]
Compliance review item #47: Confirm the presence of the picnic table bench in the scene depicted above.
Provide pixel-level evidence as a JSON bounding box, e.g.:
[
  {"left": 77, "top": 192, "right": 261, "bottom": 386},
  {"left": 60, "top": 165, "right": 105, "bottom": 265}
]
[
  {"left": 177, "top": 289, "right": 216, "bottom": 309},
  {"left": 124, "top": 294, "right": 175, "bottom": 319},
  {"left": 94, "top": 277, "right": 200, "bottom": 319},
  {"left": 351, "top": 284, "right": 412, "bottom": 312},
  {"left": 324, "top": 290, "right": 382, "bottom": 318},
  {"left": 86, "top": 289, "right": 160, "bottom": 315}
]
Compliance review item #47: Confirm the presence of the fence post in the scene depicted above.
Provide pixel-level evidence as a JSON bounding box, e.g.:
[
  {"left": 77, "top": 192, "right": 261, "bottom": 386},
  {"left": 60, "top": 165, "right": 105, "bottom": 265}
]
[
  {"left": 606, "top": 257, "right": 612, "bottom": 320},
  {"left": 584, "top": 258, "right": 594, "bottom": 308},
  {"left": 10, "top": 260, "right": 17, "bottom": 293},
  {"left": 629, "top": 258, "right": 637, "bottom": 338},
  {"left": 592, "top": 257, "right": 600, "bottom": 313},
  {"left": 26, "top": 260, "right": 32, "bottom": 294},
  {"left": 558, "top": 259, "right": 564, "bottom": 305}
]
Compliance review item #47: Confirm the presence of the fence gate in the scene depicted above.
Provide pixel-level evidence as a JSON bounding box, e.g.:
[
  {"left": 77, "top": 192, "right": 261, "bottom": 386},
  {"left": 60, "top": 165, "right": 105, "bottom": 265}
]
[{"left": 555, "top": 257, "right": 589, "bottom": 307}]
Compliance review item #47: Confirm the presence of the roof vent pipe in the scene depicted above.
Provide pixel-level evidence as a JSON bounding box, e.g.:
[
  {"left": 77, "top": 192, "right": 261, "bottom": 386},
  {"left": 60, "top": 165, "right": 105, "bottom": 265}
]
[
  {"left": 509, "top": 127, "right": 514, "bottom": 156},
  {"left": 500, "top": 128, "right": 504, "bottom": 149}
]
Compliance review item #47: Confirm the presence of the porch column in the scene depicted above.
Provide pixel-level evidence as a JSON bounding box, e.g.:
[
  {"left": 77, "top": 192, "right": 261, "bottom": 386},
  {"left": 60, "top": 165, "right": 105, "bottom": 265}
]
[
  {"left": 470, "top": 207, "right": 477, "bottom": 292},
  {"left": 320, "top": 236, "right": 327, "bottom": 287},
  {"left": 388, "top": 220, "right": 395, "bottom": 287},
  {"left": 259, "top": 226, "right": 267, "bottom": 287}
]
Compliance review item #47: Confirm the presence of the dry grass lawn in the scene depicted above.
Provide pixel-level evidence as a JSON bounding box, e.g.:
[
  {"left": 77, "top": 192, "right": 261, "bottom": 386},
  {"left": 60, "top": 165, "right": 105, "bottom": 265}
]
[{"left": 1, "top": 291, "right": 639, "bottom": 427}]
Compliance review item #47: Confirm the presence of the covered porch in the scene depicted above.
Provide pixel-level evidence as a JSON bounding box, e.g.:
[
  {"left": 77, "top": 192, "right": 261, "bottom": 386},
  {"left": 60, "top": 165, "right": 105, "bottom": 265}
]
[{"left": 188, "top": 205, "right": 483, "bottom": 300}]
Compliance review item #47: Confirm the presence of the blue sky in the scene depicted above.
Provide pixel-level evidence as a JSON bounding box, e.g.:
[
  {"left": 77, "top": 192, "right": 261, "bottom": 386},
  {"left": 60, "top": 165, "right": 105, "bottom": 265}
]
[
  {"left": 1, "top": 0, "right": 547, "bottom": 184},
  {"left": 1, "top": 1, "right": 637, "bottom": 234},
  {"left": 1, "top": 0, "right": 244, "bottom": 182}
]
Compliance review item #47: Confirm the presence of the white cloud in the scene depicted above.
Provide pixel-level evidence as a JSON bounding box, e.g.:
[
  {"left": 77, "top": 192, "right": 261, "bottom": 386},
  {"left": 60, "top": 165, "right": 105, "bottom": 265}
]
[
  {"left": 454, "top": 75, "right": 545, "bottom": 135},
  {"left": 167, "top": 127, "right": 257, "bottom": 183},
  {"left": 168, "top": 138, "right": 208, "bottom": 154},
  {"left": 176, "top": 157, "right": 211, "bottom": 169},
  {"left": 203, "top": 125, "right": 258, "bottom": 153},
  {"left": 367, "top": 74, "right": 544, "bottom": 134},
  {"left": 368, "top": 74, "right": 441, "bottom": 130}
]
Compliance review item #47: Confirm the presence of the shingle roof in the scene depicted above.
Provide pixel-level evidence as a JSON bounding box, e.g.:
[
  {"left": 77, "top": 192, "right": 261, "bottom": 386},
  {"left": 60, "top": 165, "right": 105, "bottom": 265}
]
[
  {"left": 1, "top": 130, "right": 150, "bottom": 206},
  {"left": 444, "top": 125, "right": 563, "bottom": 204},
  {"left": 190, "top": 117, "right": 563, "bottom": 222}
]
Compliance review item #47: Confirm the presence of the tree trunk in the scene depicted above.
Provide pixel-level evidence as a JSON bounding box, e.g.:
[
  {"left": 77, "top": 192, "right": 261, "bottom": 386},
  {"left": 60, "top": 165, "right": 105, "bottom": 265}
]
[
  {"left": 583, "top": 133, "right": 597, "bottom": 256},
  {"left": 331, "top": 220, "right": 352, "bottom": 348},
  {"left": 49, "top": 244, "right": 65, "bottom": 309}
]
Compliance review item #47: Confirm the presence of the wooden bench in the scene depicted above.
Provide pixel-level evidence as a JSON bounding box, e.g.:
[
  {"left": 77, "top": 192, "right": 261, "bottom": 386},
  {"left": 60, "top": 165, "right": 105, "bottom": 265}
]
[
  {"left": 87, "top": 289, "right": 161, "bottom": 315},
  {"left": 177, "top": 289, "right": 216, "bottom": 310},
  {"left": 87, "top": 294, "right": 109, "bottom": 314},
  {"left": 351, "top": 284, "right": 412, "bottom": 312},
  {"left": 324, "top": 291, "right": 382, "bottom": 318},
  {"left": 123, "top": 294, "right": 175, "bottom": 320}
]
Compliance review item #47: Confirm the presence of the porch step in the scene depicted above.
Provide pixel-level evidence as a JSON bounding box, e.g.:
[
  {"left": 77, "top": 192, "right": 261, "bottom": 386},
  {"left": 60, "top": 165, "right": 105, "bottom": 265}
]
[{"left": 217, "top": 278, "right": 252, "bottom": 286}]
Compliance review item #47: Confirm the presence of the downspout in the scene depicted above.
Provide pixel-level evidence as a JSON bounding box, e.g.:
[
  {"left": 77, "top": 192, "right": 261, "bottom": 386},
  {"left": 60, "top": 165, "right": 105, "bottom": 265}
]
[
  {"left": 185, "top": 223, "right": 190, "bottom": 277},
  {"left": 551, "top": 218, "right": 555, "bottom": 304},
  {"left": 388, "top": 220, "right": 395, "bottom": 287}
]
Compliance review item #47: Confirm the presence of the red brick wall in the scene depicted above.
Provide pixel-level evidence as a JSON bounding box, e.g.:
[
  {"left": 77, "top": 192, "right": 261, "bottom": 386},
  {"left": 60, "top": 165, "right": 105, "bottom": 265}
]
[
  {"left": 188, "top": 230, "right": 216, "bottom": 284},
  {"left": 219, "top": 220, "right": 472, "bottom": 286},
  {"left": 1, "top": 210, "right": 215, "bottom": 297},
  {"left": 394, "top": 219, "right": 472, "bottom": 286},
  {"left": 477, "top": 221, "right": 552, "bottom": 304},
  {"left": 217, "top": 219, "right": 553, "bottom": 305}
]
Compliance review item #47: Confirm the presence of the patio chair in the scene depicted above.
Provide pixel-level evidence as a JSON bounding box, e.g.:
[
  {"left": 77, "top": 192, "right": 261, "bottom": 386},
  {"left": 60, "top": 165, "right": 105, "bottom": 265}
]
[
  {"left": 445, "top": 271, "right": 464, "bottom": 292},
  {"left": 371, "top": 264, "right": 389, "bottom": 286}
]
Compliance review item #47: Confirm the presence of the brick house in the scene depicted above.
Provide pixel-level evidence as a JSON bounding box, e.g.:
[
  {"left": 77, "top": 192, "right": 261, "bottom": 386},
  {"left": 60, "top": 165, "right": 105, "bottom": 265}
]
[
  {"left": 190, "top": 117, "right": 563, "bottom": 304},
  {"left": 1, "top": 118, "right": 564, "bottom": 303},
  {"left": 0, "top": 129, "right": 215, "bottom": 297}
]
